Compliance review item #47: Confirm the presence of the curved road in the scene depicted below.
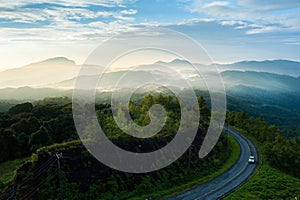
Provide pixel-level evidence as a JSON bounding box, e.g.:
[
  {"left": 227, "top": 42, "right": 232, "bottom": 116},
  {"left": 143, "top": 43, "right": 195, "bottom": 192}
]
[{"left": 165, "top": 127, "right": 257, "bottom": 200}]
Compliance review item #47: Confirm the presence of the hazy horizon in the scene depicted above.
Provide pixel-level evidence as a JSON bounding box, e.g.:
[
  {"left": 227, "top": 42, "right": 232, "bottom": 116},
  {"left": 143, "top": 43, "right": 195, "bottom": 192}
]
[{"left": 2, "top": 56, "right": 300, "bottom": 71}]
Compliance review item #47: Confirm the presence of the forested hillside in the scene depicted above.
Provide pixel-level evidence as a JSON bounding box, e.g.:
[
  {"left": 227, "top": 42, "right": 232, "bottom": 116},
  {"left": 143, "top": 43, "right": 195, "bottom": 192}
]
[
  {"left": 225, "top": 111, "right": 300, "bottom": 199},
  {"left": 0, "top": 94, "right": 299, "bottom": 199},
  {"left": 0, "top": 94, "right": 234, "bottom": 199},
  {"left": 227, "top": 111, "right": 300, "bottom": 178}
]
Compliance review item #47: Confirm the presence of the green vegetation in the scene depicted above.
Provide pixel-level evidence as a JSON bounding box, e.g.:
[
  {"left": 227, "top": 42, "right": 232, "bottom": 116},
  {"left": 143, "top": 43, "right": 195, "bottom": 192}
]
[
  {"left": 141, "top": 134, "right": 240, "bottom": 200},
  {"left": 0, "top": 100, "right": 78, "bottom": 163},
  {"left": 0, "top": 157, "right": 29, "bottom": 191},
  {"left": 226, "top": 162, "right": 300, "bottom": 199},
  {"left": 0, "top": 94, "right": 237, "bottom": 199},
  {"left": 226, "top": 92, "right": 300, "bottom": 137},
  {"left": 225, "top": 111, "right": 300, "bottom": 199},
  {"left": 17, "top": 131, "right": 235, "bottom": 200},
  {"left": 2, "top": 95, "right": 299, "bottom": 199},
  {"left": 0, "top": 100, "right": 24, "bottom": 112},
  {"left": 227, "top": 111, "right": 300, "bottom": 178}
]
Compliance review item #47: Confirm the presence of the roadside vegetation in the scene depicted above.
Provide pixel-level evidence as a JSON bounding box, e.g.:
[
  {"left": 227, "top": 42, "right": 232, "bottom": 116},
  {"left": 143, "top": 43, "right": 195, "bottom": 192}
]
[
  {"left": 0, "top": 95, "right": 236, "bottom": 199},
  {"left": 225, "top": 111, "right": 300, "bottom": 199},
  {"left": 1, "top": 96, "right": 299, "bottom": 199},
  {"left": 225, "top": 162, "right": 300, "bottom": 199},
  {"left": 0, "top": 158, "right": 29, "bottom": 192},
  {"left": 143, "top": 135, "right": 240, "bottom": 200}
]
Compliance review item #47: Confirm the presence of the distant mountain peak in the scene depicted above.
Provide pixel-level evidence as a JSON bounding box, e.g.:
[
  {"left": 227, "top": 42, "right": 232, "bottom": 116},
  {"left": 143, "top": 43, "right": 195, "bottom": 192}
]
[
  {"left": 31, "top": 57, "right": 76, "bottom": 66},
  {"left": 44, "top": 57, "right": 73, "bottom": 62},
  {"left": 0, "top": 57, "right": 80, "bottom": 89},
  {"left": 217, "top": 59, "right": 300, "bottom": 77},
  {"left": 234, "top": 59, "right": 300, "bottom": 65},
  {"left": 170, "top": 59, "right": 191, "bottom": 64},
  {"left": 154, "top": 59, "right": 191, "bottom": 66}
]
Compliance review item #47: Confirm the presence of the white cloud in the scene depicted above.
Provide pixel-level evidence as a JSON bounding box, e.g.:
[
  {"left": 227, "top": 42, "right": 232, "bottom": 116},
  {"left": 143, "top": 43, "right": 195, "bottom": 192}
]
[
  {"left": 219, "top": 20, "right": 247, "bottom": 26},
  {"left": 203, "top": 1, "right": 229, "bottom": 8},
  {"left": 0, "top": 1, "right": 139, "bottom": 44},
  {"left": 189, "top": 0, "right": 300, "bottom": 34},
  {"left": 218, "top": 20, "right": 252, "bottom": 30},
  {"left": 0, "top": 0, "right": 136, "bottom": 8},
  {"left": 0, "top": 6, "right": 137, "bottom": 24},
  {"left": 190, "top": 0, "right": 257, "bottom": 19},
  {"left": 0, "top": 8, "right": 48, "bottom": 23},
  {"left": 246, "top": 26, "right": 279, "bottom": 34},
  {"left": 238, "top": 0, "right": 300, "bottom": 11},
  {"left": 120, "top": 9, "right": 138, "bottom": 15},
  {"left": 0, "top": 19, "right": 134, "bottom": 44}
]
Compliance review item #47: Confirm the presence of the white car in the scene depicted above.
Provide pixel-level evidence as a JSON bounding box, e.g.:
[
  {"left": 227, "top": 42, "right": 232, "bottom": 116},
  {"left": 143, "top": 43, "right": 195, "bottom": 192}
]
[{"left": 248, "top": 155, "right": 255, "bottom": 164}]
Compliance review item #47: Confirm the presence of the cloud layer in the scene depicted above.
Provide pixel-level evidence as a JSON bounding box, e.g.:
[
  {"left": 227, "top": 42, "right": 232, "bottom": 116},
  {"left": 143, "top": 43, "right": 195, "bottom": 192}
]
[
  {"left": 0, "top": 0, "right": 299, "bottom": 68},
  {"left": 188, "top": 0, "right": 300, "bottom": 34}
]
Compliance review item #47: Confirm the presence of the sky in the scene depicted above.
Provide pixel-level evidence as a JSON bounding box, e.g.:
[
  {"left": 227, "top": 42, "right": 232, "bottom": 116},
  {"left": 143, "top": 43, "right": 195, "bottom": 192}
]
[{"left": 0, "top": 0, "right": 299, "bottom": 69}]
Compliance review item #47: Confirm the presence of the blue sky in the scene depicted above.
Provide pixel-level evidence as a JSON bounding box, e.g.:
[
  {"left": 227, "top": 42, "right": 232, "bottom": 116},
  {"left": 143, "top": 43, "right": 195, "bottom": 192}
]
[{"left": 0, "top": 0, "right": 299, "bottom": 68}]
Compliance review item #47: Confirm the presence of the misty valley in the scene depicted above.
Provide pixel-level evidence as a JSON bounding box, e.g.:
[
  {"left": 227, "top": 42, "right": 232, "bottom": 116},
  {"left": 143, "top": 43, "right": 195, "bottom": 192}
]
[{"left": 0, "top": 58, "right": 300, "bottom": 199}]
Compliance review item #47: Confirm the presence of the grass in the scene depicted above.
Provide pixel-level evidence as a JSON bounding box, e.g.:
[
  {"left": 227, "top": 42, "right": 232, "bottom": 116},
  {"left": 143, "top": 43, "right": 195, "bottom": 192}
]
[
  {"left": 37, "top": 139, "right": 82, "bottom": 153},
  {"left": 225, "top": 162, "right": 300, "bottom": 200},
  {"left": 134, "top": 134, "right": 241, "bottom": 200},
  {"left": 0, "top": 157, "right": 29, "bottom": 192},
  {"left": 225, "top": 126, "right": 300, "bottom": 200}
]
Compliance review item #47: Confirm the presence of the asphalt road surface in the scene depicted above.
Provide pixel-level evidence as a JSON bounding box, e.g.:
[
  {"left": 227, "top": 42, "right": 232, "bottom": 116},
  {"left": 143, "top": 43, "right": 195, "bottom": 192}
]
[{"left": 165, "top": 127, "right": 257, "bottom": 200}]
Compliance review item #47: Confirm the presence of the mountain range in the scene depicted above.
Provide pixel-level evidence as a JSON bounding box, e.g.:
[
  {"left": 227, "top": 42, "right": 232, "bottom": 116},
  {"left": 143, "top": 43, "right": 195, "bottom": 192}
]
[
  {"left": 0, "top": 57, "right": 79, "bottom": 88},
  {"left": 216, "top": 60, "right": 300, "bottom": 77},
  {"left": 0, "top": 57, "right": 299, "bottom": 97},
  {"left": 1, "top": 57, "right": 300, "bottom": 136}
]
